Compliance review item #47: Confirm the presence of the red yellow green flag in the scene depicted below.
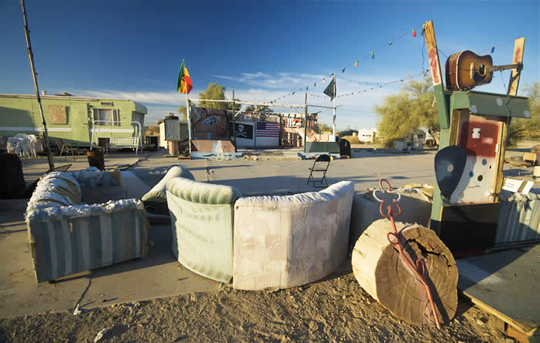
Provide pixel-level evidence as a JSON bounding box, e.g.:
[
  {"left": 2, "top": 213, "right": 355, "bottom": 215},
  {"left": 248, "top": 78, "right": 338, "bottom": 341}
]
[{"left": 177, "top": 60, "right": 193, "bottom": 94}]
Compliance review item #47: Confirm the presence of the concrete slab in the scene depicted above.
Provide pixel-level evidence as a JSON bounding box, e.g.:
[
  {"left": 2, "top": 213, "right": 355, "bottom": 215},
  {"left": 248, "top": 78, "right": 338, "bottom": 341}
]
[{"left": 0, "top": 210, "right": 219, "bottom": 319}]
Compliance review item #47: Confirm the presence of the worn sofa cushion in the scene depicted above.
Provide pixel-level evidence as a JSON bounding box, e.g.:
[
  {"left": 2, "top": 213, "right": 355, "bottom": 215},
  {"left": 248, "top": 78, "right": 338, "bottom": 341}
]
[
  {"left": 82, "top": 185, "right": 128, "bottom": 204},
  {"left": 71, "top": 168, "right": 119, "bottom": 190}
]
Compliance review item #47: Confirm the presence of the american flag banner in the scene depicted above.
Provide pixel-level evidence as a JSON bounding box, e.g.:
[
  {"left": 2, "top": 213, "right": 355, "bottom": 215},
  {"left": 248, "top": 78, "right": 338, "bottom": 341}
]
[{"left": 256, "top": 122, "right": 280, "bottom": 138}]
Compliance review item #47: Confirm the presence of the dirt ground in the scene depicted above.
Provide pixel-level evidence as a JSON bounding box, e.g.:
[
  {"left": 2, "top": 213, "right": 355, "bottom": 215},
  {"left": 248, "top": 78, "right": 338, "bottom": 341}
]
[{"left": 0, "top": 266, "right": 506, "bottom": 343}]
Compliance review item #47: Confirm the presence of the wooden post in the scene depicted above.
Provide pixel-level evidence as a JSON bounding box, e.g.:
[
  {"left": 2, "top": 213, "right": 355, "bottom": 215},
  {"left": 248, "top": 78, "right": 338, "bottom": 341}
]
[
  {"left": 508, "top": 37, "right": 525, "bottom": 97},
  {"left": 493, "top": 38, "right": 526, "bottom": 200},
  {"left": 424, "top": 20, "right": 449, "bottom": 135},
  {"left": 168, "top": 141, "right": 179, "bottom": 156},
  {"left": 425, "top": 20, "right": 451, "bottom": 235}
]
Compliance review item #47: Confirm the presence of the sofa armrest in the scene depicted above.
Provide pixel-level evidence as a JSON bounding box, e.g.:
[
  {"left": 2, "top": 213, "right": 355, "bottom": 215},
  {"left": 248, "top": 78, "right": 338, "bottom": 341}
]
[{"left": 142, "top": 165, "right": 194, "bottom": 203}]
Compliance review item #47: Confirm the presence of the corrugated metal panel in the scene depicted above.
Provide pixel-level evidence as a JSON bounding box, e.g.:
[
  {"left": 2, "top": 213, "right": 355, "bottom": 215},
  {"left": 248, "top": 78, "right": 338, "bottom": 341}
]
[{"left": 496, "top": 191, "right": 540, "bottom": 244}]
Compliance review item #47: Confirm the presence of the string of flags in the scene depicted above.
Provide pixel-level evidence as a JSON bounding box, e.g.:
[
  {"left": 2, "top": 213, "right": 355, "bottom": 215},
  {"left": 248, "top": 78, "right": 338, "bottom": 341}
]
[
  {"left": 478, "top": 37, "right": 519, "bottom": 55},
  {"left": 307, "top": 71, "right": 428, "bottom": 99},
  {"left": 267, "top": 23, "right": 425, "bottom": 104}
]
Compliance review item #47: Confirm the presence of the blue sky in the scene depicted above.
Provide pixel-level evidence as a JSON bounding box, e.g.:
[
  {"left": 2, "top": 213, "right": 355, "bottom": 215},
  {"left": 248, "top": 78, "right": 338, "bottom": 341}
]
[{"left": 1, "top": 0, "right": 538, "bottom": 129}]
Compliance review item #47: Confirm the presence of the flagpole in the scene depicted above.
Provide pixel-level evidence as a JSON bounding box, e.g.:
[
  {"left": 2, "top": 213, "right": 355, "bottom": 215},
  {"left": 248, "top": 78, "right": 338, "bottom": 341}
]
[
  {"left": 186, "top": 93, "right": 191, "bottom": 156},
  {"left": 332, "top": 74, "right": 336, "bottom": 142},
  {"left": 304, "top": 92, "right": 308, "bottom": 153}
]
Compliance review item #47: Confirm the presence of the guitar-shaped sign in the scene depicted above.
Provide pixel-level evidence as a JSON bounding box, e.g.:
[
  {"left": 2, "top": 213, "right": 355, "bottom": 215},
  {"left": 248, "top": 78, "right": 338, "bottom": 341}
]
[{"left": 445, "top": 50, "right": 523, "bottom": 91}]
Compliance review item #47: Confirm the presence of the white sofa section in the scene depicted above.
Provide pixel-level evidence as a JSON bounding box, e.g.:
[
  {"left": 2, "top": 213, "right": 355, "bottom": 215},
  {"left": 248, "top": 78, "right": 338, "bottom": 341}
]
[{"left": 233, "top": 181, "right": 354, "bottom": 290}]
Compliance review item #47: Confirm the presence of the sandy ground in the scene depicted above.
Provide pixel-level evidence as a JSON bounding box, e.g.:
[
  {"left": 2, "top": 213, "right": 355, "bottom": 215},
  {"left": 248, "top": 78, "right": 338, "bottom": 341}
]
[{"left": 0, "top": 270, "right": 505, "bottom": 343}]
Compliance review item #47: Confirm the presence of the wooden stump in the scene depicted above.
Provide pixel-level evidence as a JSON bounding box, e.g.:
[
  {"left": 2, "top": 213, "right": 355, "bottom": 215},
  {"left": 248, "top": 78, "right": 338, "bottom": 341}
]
[{"left": 352, "top": 219, "right": 458, "bottom": 326}]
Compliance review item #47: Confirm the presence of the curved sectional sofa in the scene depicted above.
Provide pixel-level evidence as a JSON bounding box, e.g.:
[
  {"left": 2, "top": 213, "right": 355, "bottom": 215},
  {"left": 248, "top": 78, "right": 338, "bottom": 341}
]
[
  {"left": 165, "top": 175, "right": 354, "bottom": 290},
  {"left": 26, "top": 169, "right": 149, "bottom": 283}
]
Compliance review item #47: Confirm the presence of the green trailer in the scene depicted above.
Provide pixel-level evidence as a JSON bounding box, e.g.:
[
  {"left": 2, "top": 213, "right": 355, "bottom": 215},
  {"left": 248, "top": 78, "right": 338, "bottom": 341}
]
[{"left": 0, "top": 94, "right": 147, "bottom": 151}]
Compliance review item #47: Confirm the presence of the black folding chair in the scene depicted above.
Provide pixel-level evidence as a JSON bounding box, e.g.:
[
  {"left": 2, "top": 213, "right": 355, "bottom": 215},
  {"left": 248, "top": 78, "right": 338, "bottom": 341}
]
[{"left": 307, "top": 154, "right": 331, "bottom": 188}]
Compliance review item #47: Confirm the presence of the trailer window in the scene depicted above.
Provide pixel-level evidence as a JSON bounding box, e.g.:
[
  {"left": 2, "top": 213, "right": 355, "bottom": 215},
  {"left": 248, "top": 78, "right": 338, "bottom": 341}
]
[{"left": 93, "top": 109, "right": 120, "bottom": 126}]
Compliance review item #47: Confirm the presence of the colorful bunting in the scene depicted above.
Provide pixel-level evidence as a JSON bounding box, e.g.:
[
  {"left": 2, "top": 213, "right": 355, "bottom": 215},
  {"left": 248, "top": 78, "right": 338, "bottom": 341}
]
[
  {"left": 491, "top": 47, "right": 495, "bottom": 54},
  {"left": 266, "top": 24, "right": 428, "bottom": 104}
]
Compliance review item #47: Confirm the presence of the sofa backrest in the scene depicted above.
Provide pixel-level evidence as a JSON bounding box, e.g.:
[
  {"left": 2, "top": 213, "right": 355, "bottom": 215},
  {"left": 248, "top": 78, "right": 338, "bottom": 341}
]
[
  {"left": 233, "top": 181, "right": 354, "bottom": 290},
  {"left": 26, "top": 172, "right": 82, "bottom": 212},
  {"left": 26, "top": 169, "right": 125, "bottom": 215},
  {"left": 234, "top": 180, "right": 353, "bottom": 209},
  {"left": 165, "top": 177, "right": 241, "bottom": 284},
  {"left": 166, "top": 177, "right": 241, "bottom": 205}
]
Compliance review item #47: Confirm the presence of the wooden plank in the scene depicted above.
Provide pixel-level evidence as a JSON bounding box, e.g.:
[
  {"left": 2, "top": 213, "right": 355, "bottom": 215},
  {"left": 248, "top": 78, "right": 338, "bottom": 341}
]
[
  {"left": 424, "top": 20, "right": 450, "bottom": 129},
  {"left": 508, "top": 37, "right": 525, "bottom": 96},
  {"left": 457, "top": 245, "right": 540, "bottom": 336}
]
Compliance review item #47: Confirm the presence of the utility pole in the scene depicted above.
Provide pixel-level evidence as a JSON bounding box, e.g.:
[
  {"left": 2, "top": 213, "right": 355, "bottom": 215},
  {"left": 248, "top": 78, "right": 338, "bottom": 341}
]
[
  {"left": 332, "top": 74, "right": 337, "bottom": 142},
  {"left": 303, "top": 92, "right": 308, "bottom": 152},
  {"left": 21, "top": 0, "right": 55, "bottom": 172},
  {"left": 232, "top": 90, "right": 236, "bottom": 150}
]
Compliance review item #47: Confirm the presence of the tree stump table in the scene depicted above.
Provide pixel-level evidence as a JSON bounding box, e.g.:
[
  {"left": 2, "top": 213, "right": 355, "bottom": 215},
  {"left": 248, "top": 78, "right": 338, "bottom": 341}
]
[{"left": 351, "top": 219, "right": 458, "bottom": 326}]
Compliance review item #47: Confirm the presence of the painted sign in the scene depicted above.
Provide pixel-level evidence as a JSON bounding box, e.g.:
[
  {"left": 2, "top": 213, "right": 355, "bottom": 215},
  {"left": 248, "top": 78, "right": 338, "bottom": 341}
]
[
  {"left": 235, "top": 122, "right": 253, "bottom": 139},
  {"left": 190, "top": 107, "right": 231, "bottom": 140},
  {"left": 449, "top": 113, "right": 503, "bottom": 204},
  {"left": 429, "top": 48, "right": 442, "bottom": 85}
]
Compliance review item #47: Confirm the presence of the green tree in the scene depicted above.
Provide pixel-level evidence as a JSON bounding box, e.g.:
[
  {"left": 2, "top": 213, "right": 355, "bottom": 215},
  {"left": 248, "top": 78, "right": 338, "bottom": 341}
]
[
  {"left": 199, "top": 82, "right": 228, "bottom": 110},
  {"left": 316, "top": 123, "right": 333, "bottom": 133},
  {"left": 374, "top": 75, "right": 439, "bottom": 147},
  {"left": 177, "top": 105, "right": 187, "bottom": 121},
  {"left": 508, "top": 82, "right": 540, "bottom": 144}
]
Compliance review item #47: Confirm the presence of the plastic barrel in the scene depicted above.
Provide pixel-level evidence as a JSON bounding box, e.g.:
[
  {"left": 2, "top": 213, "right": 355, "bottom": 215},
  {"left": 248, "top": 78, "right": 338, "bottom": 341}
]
[{"left": 87, "top": 148, "right": 105, "bottom": 171}]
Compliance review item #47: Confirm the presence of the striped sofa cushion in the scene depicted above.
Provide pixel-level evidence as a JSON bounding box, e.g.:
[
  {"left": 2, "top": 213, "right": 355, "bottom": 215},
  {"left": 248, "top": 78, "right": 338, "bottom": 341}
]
[
  {"left": 27, "top": 200, "right": 148, "bottom": 282},
  {"left": 166, "top": 177, "right": 241, "bottom": 204},
  {"left": 166, "top": 177, "right": 241, "bottom": 283}
]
